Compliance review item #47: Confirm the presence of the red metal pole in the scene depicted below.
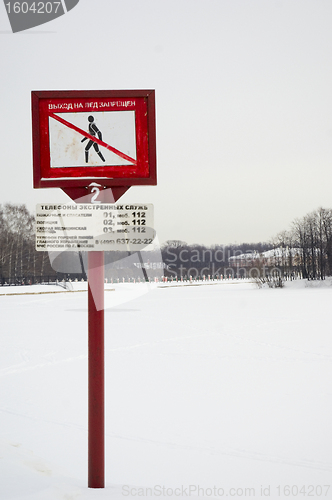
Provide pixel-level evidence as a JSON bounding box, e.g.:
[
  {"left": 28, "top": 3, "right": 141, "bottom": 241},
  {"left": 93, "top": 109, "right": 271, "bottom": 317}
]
[{"left": 88, "top": 251, "right": 105, "bottom": 488}]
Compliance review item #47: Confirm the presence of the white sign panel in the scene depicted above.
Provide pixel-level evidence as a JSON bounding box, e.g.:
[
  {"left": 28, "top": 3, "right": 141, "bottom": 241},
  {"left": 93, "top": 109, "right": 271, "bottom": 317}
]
[
  {"left": 49, "top": 110, "right": 137, "bottom": 168},
  {"left": 36, "top": 203, "right": 154, "bottom": 251}
]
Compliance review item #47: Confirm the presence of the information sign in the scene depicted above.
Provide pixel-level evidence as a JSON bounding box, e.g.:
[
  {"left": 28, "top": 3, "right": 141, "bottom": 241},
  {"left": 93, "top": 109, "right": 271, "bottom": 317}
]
[{"left": 35, "top": 203, "right": 154, "bottom": 251}]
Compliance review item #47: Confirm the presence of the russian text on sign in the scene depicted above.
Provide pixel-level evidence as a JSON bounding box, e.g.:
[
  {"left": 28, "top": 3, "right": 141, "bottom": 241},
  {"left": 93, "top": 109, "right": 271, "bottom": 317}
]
[{"left": 35, "top": 203, "right": 155, "bottom": 251}]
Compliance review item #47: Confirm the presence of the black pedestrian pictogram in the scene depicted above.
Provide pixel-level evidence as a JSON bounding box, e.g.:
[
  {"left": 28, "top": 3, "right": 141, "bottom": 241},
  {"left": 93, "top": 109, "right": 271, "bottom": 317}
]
[{"left": 81, "top": 116, "right": 106, "bottom": 163}]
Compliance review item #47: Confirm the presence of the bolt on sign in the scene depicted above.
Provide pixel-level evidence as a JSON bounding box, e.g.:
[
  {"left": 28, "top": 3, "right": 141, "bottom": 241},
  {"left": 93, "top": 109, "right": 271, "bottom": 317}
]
[{"left": 31, "top": 90, "right": 157, "bottom": 197}]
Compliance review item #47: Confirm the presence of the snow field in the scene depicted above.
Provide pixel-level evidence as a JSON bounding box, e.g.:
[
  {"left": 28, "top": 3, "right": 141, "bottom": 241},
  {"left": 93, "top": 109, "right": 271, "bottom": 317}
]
[{"left": 0, "top": 281, "right": 331, "bottom": 499}]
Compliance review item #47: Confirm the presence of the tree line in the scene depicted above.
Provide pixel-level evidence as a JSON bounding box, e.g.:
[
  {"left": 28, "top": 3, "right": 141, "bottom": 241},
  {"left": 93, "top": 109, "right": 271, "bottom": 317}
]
[
  {"left": 161, "top": 240, "right": 274, "bottom": 279},
  {"left": 161, "top": 207, "right": 332, "bottom": 280},
  {"left": 270, "top": 207, "right": 332, "bottom": 279},
  {"left": 0, "top": 204, "right": 54, "bottom": 284},
  {"left": 2, "top": 203, "right": 332, "bottom": 284}
]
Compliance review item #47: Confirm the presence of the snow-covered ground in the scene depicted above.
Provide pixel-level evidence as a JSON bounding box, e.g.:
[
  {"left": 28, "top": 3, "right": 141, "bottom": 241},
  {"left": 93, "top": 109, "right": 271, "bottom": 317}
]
[{"left": 0, "top": 280, "right": 332, "bottom": 499}]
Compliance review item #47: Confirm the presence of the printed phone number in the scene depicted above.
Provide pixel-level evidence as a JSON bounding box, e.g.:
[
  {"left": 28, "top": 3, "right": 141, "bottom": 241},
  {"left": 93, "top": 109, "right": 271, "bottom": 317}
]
[
  {"left": 97, "top": 238, "right": 153, "bottom": 246},
  {"left": 5, "top": 1, "right": 61, "bottom": 14}
]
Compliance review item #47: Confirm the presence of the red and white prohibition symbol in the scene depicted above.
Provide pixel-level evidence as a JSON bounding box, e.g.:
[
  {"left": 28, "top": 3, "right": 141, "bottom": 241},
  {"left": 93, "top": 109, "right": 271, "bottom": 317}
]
[{"left": 49, "top": 111, "right": 137, "bottom": 168}]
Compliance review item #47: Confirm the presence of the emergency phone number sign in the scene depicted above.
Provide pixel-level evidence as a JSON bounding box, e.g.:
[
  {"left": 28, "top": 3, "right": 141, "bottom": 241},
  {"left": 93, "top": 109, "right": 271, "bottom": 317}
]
[{"left": 36, "top": 203, "right": 154, "bottom": 251}]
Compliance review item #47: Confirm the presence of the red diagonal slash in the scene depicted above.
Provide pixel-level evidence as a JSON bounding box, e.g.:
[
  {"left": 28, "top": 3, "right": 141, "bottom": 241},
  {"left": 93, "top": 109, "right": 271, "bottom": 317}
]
[{"left": 49, "top": 112, "right": 137, "bottom": 165}]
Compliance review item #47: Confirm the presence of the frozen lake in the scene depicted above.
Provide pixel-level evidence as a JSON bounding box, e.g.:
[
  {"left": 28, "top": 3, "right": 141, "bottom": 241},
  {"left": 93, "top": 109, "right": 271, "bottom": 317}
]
[{"left": 0, "top": 280, "right": 331, "bottom": 499}]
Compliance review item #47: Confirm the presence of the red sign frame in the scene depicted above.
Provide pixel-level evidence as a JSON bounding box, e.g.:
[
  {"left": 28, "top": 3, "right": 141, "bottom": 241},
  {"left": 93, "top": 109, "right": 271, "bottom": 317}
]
[{"left": 31, "top": 89, "right": 157, "bottom": 189}]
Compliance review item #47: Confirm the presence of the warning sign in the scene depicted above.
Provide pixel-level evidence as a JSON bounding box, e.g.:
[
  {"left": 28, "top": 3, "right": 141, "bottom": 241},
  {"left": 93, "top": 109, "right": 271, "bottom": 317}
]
[
  {"left": 32, "top": 90, "right": 157, "bottom": 189},
  {"left": 35, "top": 203, "right": 155, "bottom": 251}
]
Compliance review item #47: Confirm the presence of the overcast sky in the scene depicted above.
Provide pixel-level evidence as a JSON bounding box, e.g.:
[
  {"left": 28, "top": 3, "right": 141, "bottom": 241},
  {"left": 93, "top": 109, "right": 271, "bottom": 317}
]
[{"left": 1, "top": 0, "right": 332, "bottom": 246}]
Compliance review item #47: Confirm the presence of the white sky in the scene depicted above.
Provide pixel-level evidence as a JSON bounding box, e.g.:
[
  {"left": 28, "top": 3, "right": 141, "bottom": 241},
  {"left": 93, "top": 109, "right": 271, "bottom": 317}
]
[{"left": 1, "top": 0, "right": 332, "bottom": 246}]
